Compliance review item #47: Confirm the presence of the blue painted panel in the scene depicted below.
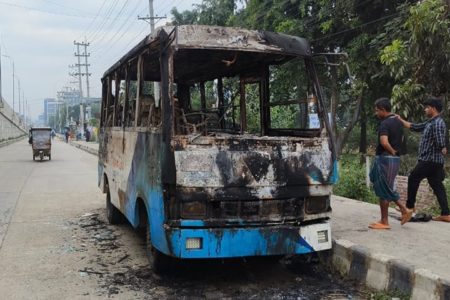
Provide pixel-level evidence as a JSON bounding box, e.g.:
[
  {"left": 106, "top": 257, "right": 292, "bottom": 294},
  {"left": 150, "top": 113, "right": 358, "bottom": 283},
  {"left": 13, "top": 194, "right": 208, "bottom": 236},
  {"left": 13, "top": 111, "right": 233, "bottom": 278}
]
[
  {"left": 148, "top": 190, "right": 170, "bottom": 254},
  {"left": 119, "top": 132, "right": 170, "bottom": 254},
  {"left": 164, "top": 226, "right": 315, "bottom": 259},
  {"left": 329, "top": 160, "right": 339, "bottom": 184},
  {"left": 180, "top": 220, "right": 205, "bottom": 227}
]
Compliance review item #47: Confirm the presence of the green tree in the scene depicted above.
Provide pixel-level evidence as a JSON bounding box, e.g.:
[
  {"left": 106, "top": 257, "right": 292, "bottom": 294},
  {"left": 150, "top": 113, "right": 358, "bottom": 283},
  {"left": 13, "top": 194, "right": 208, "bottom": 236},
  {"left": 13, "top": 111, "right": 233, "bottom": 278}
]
[
  {"left": 380, "top": 0, "right": 450, "bottom": 118},
  {"left": 171, "top": 0, "right": 237, "bottom": 26}
]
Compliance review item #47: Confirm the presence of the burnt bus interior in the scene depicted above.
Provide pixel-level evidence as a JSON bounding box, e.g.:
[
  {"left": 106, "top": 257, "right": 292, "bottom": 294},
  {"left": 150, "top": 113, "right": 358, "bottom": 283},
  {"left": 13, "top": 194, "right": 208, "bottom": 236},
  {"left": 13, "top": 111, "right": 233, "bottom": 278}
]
[{"left": 101, "top": 43, "right": 322, "bottom": 137}]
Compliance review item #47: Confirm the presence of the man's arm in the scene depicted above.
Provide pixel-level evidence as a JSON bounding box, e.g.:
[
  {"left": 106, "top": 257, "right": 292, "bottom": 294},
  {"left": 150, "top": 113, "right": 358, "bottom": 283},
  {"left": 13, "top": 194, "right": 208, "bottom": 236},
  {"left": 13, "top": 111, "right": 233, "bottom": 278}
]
[
  {"left": 396, "top": 115, "right": 427, "bottom": 132},
  {"left": 396, "top": 115, "right": 412, "bottom": 128},
  {"left": 380, "top": 135, "right": 397, "bottom": 156},
  {"left": 434, "top": 119, "right": 447, "bottom": 155}
]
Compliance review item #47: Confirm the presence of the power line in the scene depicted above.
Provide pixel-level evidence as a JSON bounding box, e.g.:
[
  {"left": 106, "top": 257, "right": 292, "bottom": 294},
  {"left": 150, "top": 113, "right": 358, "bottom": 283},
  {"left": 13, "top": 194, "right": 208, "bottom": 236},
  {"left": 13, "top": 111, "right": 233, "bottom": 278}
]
[
  {"left": 89, "top": 0, "right": 131, "bottom": 46},
  {"left": 37, "top": 0, "right": 95, "bottom": 17},
  {"left": 86, "top": 0, "right": 121, "bottom": 42},
  {"left": 90, "top": 0, "right": 144, "bottom": 55},
  {"left": 312, "top": 11, "right": 401, "bottom": 42},
  {"left": 77, "top": 0, "right": 109, "bottom": 41},
  {"left": 92, "top": 21, "right": 148, "bottom": 65},
  {"left": 0, "top": 0, "right": 95, "bottom": 18}
]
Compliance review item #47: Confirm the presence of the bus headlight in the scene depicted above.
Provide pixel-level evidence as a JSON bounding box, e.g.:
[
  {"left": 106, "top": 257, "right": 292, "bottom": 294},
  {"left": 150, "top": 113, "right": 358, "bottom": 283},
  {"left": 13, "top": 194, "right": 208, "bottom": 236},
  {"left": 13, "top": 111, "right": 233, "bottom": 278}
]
[
  {"left": 186, "top": 238, "right": 203, "bottom": 250},
  {"left": 181, "top": 200, "right": 207, "bottom": 219}
]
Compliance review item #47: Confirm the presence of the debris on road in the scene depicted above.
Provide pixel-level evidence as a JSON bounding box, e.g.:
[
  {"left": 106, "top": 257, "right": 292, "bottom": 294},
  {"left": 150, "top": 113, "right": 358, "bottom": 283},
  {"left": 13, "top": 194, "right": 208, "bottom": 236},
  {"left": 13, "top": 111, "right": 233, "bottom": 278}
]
[{"left": 69, "top": 210, "right": 368, "bottom": 299}]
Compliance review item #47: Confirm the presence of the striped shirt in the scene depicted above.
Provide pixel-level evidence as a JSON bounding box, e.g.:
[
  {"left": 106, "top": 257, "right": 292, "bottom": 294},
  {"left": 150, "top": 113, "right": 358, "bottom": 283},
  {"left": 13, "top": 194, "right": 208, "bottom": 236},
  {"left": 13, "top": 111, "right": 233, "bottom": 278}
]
[{"left": 410, "top": 115, "right": 447, "bottom": 164}]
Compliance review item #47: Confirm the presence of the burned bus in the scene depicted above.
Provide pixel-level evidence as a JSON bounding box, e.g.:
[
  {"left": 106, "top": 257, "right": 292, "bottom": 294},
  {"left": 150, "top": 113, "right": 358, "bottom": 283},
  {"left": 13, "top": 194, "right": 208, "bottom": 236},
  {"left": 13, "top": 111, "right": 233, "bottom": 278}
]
[{"left": 98, "top": 25, "right": 337, "bottom": 272}]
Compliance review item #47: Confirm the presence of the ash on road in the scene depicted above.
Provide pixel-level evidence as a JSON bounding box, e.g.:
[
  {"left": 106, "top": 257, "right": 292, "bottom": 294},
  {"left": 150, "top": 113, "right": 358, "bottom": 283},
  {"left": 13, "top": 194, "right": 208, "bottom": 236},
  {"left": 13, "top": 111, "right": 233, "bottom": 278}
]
[{"left": 72, "top": 210, "right": 367, "bottom": 299}]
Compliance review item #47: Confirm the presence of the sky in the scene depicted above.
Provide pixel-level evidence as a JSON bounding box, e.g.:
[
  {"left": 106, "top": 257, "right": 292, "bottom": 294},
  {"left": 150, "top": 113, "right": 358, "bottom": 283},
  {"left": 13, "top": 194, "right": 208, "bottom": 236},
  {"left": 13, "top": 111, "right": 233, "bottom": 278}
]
[{"left": 0, "top": 0, "right": 202, "bottom": 120}]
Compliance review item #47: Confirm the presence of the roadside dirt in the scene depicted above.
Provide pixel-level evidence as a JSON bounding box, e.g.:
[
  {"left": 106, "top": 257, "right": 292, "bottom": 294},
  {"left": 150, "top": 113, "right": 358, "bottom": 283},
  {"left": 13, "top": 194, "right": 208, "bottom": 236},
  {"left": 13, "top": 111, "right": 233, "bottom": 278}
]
[{"left": 70, "top": 210, "right": 369, "bottom": 299}]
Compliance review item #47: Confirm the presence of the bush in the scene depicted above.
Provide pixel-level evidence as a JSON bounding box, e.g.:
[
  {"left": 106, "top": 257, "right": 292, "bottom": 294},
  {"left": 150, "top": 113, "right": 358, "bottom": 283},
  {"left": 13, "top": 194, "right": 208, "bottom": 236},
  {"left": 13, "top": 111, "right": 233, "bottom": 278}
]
[
  {"left": 398, "top": 154, "right": 417, "bottom": 176},
  {"left": 333, "top": 154, "right": 378, "bottom": 203}
]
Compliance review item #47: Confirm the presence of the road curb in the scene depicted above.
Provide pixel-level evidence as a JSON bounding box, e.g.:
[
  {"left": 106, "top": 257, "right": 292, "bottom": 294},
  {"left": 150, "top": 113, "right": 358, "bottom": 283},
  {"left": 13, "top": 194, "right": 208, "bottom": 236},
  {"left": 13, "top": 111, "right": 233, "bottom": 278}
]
[
  {"left": 322, "top": 238, "right": 448, "bottom": 299},
  {"left": 69, "top": 141, "right": 99, "bottom": 156},
  {"left": 0, "top": 136, "right": 26, "bottom": 148}
]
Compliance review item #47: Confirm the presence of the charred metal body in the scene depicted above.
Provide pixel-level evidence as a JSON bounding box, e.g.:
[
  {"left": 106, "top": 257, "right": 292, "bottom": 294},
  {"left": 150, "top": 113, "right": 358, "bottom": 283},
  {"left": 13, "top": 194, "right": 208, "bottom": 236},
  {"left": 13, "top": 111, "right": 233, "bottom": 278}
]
[{"left": 98, "top": 25, "right": 336, "bottom": 262}]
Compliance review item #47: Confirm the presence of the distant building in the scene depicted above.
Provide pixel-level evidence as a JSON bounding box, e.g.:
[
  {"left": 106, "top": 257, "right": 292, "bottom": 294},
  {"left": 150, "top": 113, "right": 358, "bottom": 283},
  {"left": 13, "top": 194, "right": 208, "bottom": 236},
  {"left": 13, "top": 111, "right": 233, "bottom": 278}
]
[
  {"left": 44, "top": 98, "right": 57, "bottom": 125},
  {"left": 37, "top": 114, "right": 45, "bottom": 126}
]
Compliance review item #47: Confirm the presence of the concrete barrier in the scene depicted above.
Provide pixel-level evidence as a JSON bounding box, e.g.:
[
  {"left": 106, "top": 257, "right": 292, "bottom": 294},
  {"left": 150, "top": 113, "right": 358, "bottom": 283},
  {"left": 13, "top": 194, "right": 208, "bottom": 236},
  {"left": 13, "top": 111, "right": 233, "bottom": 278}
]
[
  {"left": 0, "top": 136, "right": 26, "bottom": 148},
  {"left": 324, "top": 238, "right": 449, "bottom": 299},
  {"left": 0, "top": 99, "right": 26, "bottom": 142},
  {"left": 69, "top": 141, "right": 99, "bottom": 156}
]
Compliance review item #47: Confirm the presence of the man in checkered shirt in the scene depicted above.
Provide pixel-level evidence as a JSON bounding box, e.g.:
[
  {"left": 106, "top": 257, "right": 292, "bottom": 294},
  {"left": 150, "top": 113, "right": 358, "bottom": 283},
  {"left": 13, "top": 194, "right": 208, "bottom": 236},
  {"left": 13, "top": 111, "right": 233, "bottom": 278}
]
[{"left": 397, "top": 98, "right": 450, "bottom": 222}]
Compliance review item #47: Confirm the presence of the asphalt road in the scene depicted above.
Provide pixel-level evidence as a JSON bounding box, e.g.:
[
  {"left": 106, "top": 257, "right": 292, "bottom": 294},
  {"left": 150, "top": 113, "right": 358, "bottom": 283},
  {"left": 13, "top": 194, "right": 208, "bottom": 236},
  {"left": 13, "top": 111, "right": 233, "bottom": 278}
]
[{"left": 0, "top": 139, "right": 368, "bottom": 299}]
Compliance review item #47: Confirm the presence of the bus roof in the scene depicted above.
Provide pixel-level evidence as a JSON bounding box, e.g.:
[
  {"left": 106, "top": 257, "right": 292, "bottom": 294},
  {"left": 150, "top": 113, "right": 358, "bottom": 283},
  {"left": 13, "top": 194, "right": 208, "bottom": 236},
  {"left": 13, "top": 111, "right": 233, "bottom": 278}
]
[{"left": 103, "top": 25, "right": 311, "bottom": 78}]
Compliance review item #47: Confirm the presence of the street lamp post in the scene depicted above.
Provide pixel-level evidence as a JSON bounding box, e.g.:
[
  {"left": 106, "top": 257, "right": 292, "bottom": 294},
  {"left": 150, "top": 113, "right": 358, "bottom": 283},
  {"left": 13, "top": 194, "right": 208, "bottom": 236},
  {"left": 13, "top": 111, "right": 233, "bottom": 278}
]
[
  {"left": 1, "top": 54, "right": 15, "bottom": 115},
  {"left": 0, "top": 47, "right": 3, "bottom": 107}
]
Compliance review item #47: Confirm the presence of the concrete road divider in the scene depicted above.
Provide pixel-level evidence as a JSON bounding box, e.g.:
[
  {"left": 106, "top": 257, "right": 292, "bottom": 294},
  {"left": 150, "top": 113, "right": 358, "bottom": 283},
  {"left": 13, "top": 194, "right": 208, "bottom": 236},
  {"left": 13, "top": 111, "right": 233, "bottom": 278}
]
[{"left": 321, "top": 238, "right": 449, "bottom": 299}]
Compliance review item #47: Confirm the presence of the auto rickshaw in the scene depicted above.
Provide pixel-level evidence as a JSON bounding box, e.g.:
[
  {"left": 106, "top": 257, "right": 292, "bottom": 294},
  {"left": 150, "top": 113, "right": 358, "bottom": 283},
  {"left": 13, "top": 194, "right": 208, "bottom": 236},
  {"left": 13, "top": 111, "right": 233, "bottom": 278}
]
[{"left": 31, "top": 127, "right": 52, "bottom": 161}]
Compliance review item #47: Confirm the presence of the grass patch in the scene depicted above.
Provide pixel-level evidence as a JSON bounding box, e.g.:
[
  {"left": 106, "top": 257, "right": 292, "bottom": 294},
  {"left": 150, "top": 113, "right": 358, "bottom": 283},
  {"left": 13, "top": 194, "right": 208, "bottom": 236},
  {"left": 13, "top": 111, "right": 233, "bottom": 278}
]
[
  {"left": 334, "top": 154, "right": 378, "bottom": 204},
  {"left": 368, "top": 290, "right": 410, "bottom": 300}
]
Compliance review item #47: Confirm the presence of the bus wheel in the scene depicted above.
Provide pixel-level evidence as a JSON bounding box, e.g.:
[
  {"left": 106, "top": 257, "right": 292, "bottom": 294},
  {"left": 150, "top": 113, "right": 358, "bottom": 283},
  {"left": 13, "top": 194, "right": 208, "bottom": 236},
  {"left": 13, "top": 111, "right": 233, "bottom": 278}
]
[
  {"left": 106, "top": 188, "right": 122, "bottom": 224},
  {"left": 142, "top": 212, "right": 173, "bottom": 274}
]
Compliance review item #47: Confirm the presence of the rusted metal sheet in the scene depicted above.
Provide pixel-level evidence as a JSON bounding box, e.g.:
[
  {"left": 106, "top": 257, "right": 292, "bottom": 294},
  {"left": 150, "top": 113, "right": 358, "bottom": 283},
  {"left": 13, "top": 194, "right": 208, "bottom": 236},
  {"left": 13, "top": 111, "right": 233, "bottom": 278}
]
[{"left": 102, "top": 25, "right": 312, "bottom": 79}]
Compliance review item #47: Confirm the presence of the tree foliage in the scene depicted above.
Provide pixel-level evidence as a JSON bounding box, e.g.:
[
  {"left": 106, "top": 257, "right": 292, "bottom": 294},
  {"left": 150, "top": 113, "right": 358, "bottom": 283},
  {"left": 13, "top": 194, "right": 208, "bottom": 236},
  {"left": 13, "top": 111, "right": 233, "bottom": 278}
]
[{"left": 380, "top": 0, "right": 450, "bottom": 118}]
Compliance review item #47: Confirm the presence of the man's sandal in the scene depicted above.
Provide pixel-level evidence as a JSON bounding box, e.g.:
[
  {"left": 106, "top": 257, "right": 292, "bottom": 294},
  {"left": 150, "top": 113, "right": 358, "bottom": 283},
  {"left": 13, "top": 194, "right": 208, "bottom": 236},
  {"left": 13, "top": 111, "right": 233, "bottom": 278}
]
[{"left": 369, "top": 222, "right": 391, "bottom": 229}]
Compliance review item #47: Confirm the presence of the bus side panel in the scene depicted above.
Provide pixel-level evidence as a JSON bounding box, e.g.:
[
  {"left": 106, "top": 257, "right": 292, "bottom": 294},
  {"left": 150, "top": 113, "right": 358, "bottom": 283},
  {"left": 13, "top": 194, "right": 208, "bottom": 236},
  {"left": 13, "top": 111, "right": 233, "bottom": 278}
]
[
  {"left": 122, "top": 131, "right": 171, "bottom": 255},
  {"left": 99, "top": 128, "right": 171, "bottom": 254},
  {"left": 99, "top": 128, "right": 123, "bottom": 208}
]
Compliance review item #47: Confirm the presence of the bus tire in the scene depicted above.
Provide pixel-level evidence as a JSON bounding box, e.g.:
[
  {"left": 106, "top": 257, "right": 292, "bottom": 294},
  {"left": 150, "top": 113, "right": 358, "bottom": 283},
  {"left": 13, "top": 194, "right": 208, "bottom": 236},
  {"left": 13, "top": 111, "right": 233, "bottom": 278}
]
[
  {"left": 142, "top": 212, "right": 173, "bottom": 274},
  {"left": 106, "top": 189, "right": 122, "bottom": 224}
]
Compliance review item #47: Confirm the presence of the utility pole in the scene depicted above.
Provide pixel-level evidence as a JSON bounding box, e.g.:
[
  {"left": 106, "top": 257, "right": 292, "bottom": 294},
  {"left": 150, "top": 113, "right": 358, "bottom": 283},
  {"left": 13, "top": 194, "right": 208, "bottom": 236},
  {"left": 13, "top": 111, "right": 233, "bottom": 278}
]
[
  {"left": 138, "top": 0, "right": 165, "bottom": 105},
  {"left": 22, "top": 90, "right": 24, "bottom": 120},
  {"left": 82, "top": 43, "right": 91, "bottom": 99},
  {"left": 74, "top": 41, "right": 91, "bottom": 137},
  {"left": 11, "top": 60, "right": 14, "bottom": 115},
  {"left": 22, "top": 91, "right": 25, "bottom": 126},
  {"left": 2, "top": 55, "right": 15, "bottom": 115},
  {"left": 82, "top": 42, "right": 91, "bottom": 127},
  {"left": 17, "top": 78, "right": 20, "bottom": 122},
  {"left": 25, "top": 98, "right": 28, "bottom": 128},
  {"left": 68, "top": 64, "right": 80, "bottom": 105},
  {"left": 138, "top": 0, "right": 166, "bottom": 29},
  {"left": 0, "top": 46, "right": 3, "bottom": 107}
]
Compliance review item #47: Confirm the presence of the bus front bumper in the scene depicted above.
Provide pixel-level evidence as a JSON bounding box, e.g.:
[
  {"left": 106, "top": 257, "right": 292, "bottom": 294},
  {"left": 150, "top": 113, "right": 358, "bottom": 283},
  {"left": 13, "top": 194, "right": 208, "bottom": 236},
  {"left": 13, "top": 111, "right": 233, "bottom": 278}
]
[{"left": 165, "top": 221, "right": 331, "bottom": 259}]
